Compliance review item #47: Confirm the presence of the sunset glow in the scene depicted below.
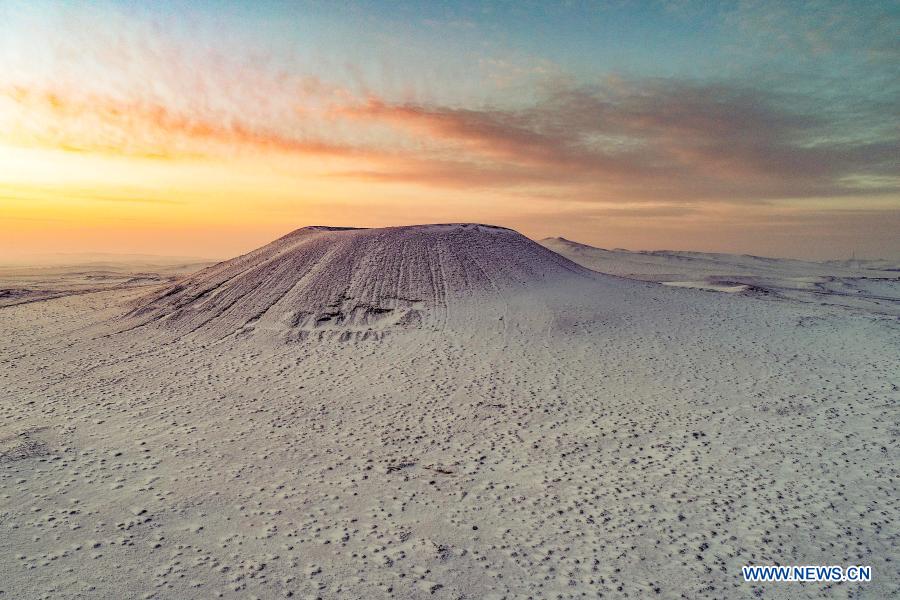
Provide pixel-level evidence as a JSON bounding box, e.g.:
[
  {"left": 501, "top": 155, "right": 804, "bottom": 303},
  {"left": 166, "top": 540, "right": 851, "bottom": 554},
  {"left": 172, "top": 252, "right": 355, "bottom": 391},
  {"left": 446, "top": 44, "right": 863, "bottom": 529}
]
[{"left": 2, "top": 1, "right": 898, "bottom": 260}]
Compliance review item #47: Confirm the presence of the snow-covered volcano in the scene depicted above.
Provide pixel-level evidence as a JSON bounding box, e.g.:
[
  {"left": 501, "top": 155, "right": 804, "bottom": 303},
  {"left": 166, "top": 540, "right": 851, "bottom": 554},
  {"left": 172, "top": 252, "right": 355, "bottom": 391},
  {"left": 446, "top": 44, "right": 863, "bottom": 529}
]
[
  {"left": 129, "top": 224, "right": 593, "bottom": 338},
  {"left": 3, "top": 226, "right": 897, "bottom": 599}
]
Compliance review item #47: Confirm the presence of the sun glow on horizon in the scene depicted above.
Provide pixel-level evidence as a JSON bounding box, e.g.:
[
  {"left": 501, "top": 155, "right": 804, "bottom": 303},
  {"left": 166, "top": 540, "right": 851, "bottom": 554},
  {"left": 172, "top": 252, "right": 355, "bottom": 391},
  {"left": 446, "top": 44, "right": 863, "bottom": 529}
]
[{"left": 1, "top": 1, "right": 897, "bottom": 261}]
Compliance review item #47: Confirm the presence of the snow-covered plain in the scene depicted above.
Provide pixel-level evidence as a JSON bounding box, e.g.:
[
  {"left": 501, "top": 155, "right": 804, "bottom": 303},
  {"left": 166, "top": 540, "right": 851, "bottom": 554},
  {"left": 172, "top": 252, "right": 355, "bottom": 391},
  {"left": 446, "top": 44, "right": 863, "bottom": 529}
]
[
  {"left": 1, "top": 224, "right": 897, "bottom": 599},
  {"left": 540, "top": 237, "right": 900, "bottom": 316},
  {"left": 0, "top": 258, "right": 212, "bottom": 309}
]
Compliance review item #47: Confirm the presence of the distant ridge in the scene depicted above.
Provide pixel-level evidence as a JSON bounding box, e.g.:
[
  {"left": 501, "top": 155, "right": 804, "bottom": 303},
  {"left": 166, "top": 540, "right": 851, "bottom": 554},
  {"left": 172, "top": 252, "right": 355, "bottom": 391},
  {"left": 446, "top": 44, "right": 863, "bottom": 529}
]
[{"left": 539, "top": 237, "right": 899, "bottom": 278}]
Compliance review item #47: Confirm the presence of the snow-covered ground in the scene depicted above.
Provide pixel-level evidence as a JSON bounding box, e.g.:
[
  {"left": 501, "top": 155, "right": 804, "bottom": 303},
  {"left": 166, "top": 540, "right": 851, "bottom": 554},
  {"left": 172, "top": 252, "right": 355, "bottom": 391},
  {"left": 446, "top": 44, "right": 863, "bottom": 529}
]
[
  {"left": 2, "top": 224, "right": 897, "bottom": 599},
  {"left": 0, "top": 258, "right": 212, "bottom": 309},
  {"left": 541, "top": 237, "right": 900, "bottom": 316}
]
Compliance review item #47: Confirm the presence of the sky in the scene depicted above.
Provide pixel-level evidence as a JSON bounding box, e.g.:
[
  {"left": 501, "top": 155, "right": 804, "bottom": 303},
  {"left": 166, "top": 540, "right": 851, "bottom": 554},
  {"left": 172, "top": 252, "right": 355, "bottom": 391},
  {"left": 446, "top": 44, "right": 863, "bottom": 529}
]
[{"left": 1, "top": 0, "right": 898, "bottom": 261}]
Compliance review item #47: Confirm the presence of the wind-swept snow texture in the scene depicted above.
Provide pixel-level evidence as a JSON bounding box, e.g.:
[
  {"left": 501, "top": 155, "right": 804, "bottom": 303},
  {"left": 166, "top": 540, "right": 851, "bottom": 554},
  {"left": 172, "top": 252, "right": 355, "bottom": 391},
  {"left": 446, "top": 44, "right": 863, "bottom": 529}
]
[{"left": 130, "top": 224, "right": 592, "bottom": 339}]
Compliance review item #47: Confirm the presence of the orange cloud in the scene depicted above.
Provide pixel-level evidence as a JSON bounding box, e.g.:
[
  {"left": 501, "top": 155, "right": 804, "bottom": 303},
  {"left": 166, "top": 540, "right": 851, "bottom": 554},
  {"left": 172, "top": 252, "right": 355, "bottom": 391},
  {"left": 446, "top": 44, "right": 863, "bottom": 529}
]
[
  {"left": 3, "top": 76, "right": 897, "bottom": 204},
  {"left": 1, "top": 85, "right": 365, "bottom": 161}
]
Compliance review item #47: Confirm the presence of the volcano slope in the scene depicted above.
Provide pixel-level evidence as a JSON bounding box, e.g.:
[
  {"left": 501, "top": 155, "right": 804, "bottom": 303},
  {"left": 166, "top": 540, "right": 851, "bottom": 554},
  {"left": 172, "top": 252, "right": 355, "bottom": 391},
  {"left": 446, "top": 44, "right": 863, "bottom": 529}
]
[
  {"left": 1, "top": 224, "right": 897, "bottom": 600},
  {"left": 127, "top": 224, "right": 593, "bottom": 340}
]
